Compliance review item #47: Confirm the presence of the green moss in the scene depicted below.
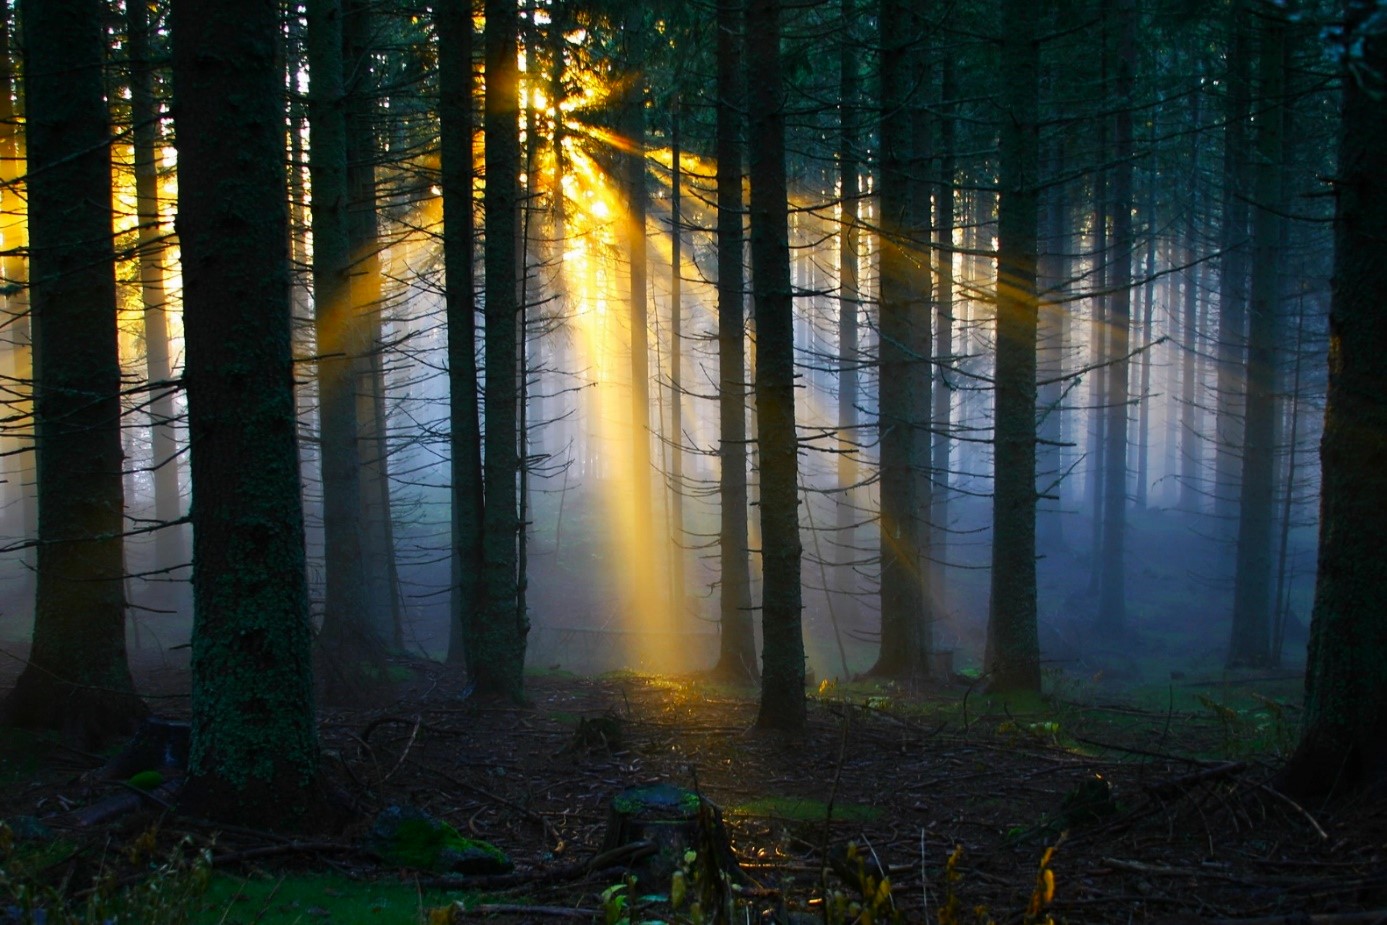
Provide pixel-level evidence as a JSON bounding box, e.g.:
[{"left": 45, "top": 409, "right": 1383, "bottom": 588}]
[
  {"left": 612, "top": 784, "right": 701, "bottom": 818},
  {"left": 729, "top": 796, "right": 882, "bottom": 823},
  {"left": 370, "top": 808, "right": 512, "bottom": 874},
  {"left": 195, "top": 872, "right": 468, "bottom": 924},
  {"left": 128, "top": 770, "right": 165, "bottom": 791}
]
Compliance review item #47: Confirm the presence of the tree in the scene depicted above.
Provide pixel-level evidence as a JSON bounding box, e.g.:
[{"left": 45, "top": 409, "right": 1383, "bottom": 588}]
[
  {"left": 171, "top": 0, "right": 322, "bottom": 825},
  {"left": 307, "top": 0, "right": 372, "bottom": 692},
  {"left": 1, "top": 0, "right": 146, "bottom": 741},
  {"left": 713, "top": 0, "right": 757, "bottom": 681},
  {"left": 127, "top": 0, "right": 183, "bottom": 575},
  {"left": 869, "top": 0, "right": 928, "bottom": 682},
  {"left": 984, "top": 0, "right": 1042, "bottom": 694},
  {"left": 1096, "top": 0, "right": 1136, "bottom": 636},
  {"left": 747, "top": 0, "right": 804, "bottom": 731},
  {"left": 437, "top": 0, "right": 485, "bottom": 670},
  {"left": 1280, "top": 0, "right": 1387, "bottom": 797},
  {"left": 477, "top": 0, "right": 527, "bottom": 700},
  {"left": 1227, "top": 7, "right": 1288, "bottom": 668}
]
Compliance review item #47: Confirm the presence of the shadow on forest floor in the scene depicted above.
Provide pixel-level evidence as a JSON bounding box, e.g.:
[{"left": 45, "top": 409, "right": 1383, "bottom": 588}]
[{"left": 0, "top": 661, "right": 1381, "bottom": 924}]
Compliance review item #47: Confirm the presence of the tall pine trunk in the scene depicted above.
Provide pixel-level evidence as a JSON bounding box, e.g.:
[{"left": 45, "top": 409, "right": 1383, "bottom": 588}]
[
  {"left": 2, "top": 0, "right": 145, "bottom": 741},
  {"left": 438, "top": 0, "right": 484, "bottom": 669},
  {"left": 985, "top": 0, "right": 1042, "bottom": 694},
  {"left": 478, "top": 0, "right": 526, "bottom": 699},
  {"left": 748, "top": 0, "right": 804, "bottom": 730},
  {"left": 713, "top": 0, "right": 757, "bottom": 681},
  {"left": 173, "top": 0, "right": 322, "bottom": 825}
]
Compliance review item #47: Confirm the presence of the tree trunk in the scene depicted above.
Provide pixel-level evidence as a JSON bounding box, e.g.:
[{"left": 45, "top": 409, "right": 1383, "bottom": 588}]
[
  {"left": 478, "top": 0, "right": 526, "bottom": 699},
  {"left": 669, "top": 97, "right": 687, "bottom": 619},
  {"left": 1096, "top": 0, "right": 1134, "bottom": 637},
  {"left": 835, "top": 0, "right": 862, "bottom": 627},
  {"left": 344, "top": 0, "right": 401, "bottom": 650},
  {"left": 128, "top": 0, "right": 183, "bottom": 575},
  {"left": 307, "top": 0, "right": 373, "bottom": 694},
  {"left": 747, "top": 0, "right": 804, "bottom": 731},
  {"left": 1214, "top": 0, "right": 1252, "bottom": 523},
  {"left": 2, "top": 0, "right": 146, "bottom": 743},
  {"left": 869, "top": 0, "right": 926, "bottom": 682},
  {"left": 931, "top": 52, "right": 957, "bottom": 622},
  {"left": 984, "top": 0, "right": 1042, "bottom": 694},
  {"left": 438, "top": 0, "right": 484, "bottom": 670},
  {"left": 1280, "top": 0, "right": 1387, "bottom": 798},
  {"left": 1227, "top": 11, "right": 1287, "bottom": 669},
  {"left": 713, "top": 0, "right": 757, "bottom": 681},
  {"left": 172, "top": 0, "right": 323, "bottom": 826}
]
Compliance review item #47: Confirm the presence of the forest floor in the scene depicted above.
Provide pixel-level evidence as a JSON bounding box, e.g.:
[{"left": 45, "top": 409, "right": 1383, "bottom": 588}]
[{"left": 1, "top": 654, "right": 1384, "bottom": 924}]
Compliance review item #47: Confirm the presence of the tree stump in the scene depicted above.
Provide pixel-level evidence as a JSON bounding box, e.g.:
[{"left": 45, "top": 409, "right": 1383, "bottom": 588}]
[{"left": 600, "top": 784, "right": 740, "bottom": 888}]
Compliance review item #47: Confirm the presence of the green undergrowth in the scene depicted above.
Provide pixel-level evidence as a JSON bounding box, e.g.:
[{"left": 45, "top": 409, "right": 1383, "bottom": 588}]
[
  {"left": 729, "top": 796, "right": 882, "bottom": 823},
  {"left": 195, "top": 871, "right": 468, "bottom": 924}
]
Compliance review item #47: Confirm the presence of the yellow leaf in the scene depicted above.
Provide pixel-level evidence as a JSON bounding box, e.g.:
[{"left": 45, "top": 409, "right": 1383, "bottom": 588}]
[{"left": 1042, "top": 868, "right": 1055, "bottom": 904}]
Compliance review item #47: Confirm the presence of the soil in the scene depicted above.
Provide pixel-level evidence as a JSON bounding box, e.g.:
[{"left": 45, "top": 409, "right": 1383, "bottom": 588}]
[{"left": 2, "top": 651, "right": 1384, "bottom": 924}]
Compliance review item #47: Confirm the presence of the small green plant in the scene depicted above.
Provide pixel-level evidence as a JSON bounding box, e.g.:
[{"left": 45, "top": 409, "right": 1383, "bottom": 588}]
[
  {"left": 0, "top": 822, "right": 211, "bottom": 925},
  {"left": 600, "top": 873, "right": 636, "bottom": 925}
]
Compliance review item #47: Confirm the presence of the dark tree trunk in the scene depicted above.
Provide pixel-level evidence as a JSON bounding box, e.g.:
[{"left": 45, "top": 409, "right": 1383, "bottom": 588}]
[
  {"left": 172, "top": 0, "right": 322, "bottom": 827},
  {"left": 835, "top": 0, "right": 861, "bottom": 625},
  {"left": 2, "top": 0, "right": 146, "bottom": 743},
  {"left": 869, "top": 0, "right": 927, "bottom": 682},
  {"left": 437, "top": 0, "right": 484, "bottom": 670},
  {"left": 1228, "top": 11, "right": 1288, "bottom": 669},
  {"left": 713, "top": 0, "right": 757, "bottom": 681},
  {"left": 307, "top": 0, "right": 372, "bottom": 694},
  {"left": 747, "top": 0, "right": 804, "bottom": 731},
  {"left": 984, "top": 0, "right": 1042, "bottom": 694},
  {"left": 343, "top": 0, "right": 401, "bottom": 650},
  {"left": 1214, "top": 0, "right": 1252, "bottom": 523},
  {"left": 1280, "top": 0, "right": 1387, "bottom": 798},
  {"left": 478, "top": 0, "right": 526, "bottom": 699}
]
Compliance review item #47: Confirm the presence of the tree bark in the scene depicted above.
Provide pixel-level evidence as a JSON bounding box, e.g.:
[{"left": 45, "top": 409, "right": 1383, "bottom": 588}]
[
  {"left": 748, "top": 0, "right": 805, "bottom": 731},
  {"left": 478, "top": 0, "right": 526, "bottom": 699},
  {"left": 438, "top": 0, "right": 484, "bottom": 671},
  {"left": 984, "top": 0, "right": 1042, "bottom": 694},
  {"left": 172, "top": 0, "right": 322, "bottom": 826},
  {"left": 713, "top": 0, "right": 757, "bottom": 681},
  {"left": 1228, "top": 10, "right": 1288, "bottom": 668},
  {"left": 2, "top": 0, "right": 145, "bottom": 743},
  {"left": 1280, "top": 0, "right": 1387, "bottom": 798}
]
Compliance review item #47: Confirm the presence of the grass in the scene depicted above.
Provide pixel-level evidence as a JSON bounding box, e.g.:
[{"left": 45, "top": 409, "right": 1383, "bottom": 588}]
[{"left": 195, "top": 871, "right": 470, "bottom": 925}]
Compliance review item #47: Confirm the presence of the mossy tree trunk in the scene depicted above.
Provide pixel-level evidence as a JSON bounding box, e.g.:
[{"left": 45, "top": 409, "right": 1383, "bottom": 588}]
[
  {"left": 1280, "top": 0, "right": 1387, "bottom": 798},
  {"left": 747, "top": 0, "right": 805, "bottom": 732},
  {"left": 172, "top": 0, "right": 323, "bottom": 827},
  {"left": 984, "top": 0, "right": 1042, "bottom": 694},
  {"left": 713, "top": 0, "right": 757, "bottom": 682},
  {"left": 1, "top": 0, "right": 146, "bottom": 743}
]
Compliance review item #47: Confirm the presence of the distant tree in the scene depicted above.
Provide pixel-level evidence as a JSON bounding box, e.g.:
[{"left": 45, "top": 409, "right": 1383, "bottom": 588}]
[
  {"left": 307, "top": 0, "right": 373, "bottom": 694},
  {"left": 713, "top": 0, "right": 757, "bottom": 681},
  {"left": 437, "top": 0, "right": 485, "bottom": 670},
  {"left": 1228, "top": 7, "right": 1288, "bottom": 668},
  {"left": 1280, "top": 0, "right": 1387, "bottom": 797},
  {"left": 127, "top": 0, "right": 183, "bottom": 574},
  {"left": 835, "top": 0, "right": 862, "bottom": 620},
  {"left": 1, "top": 0, "right": 146, "bottom": 741},
  {"left": 747, "top": 0, "right": 805, "bottom": 731},
  {"left": 1096, "top": 0, "right": 1136, "bottom": 636},
  {"left": 344, "top": 0, "right": 403, "bottom": 649},
  {"left": 984, "top": 0, "right": 1042, "bottom": 694},
  {"left": 171, "top": 0, "right": 323, "bottom": 825},
  {"left": 477, "top": 0, "right": 527, "bottom": 700}
]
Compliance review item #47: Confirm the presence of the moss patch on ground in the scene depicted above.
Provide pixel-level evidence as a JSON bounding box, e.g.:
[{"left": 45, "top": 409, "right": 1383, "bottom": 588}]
[{"left": 195, "top": 871, "right": 467, "bottom": 924}]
